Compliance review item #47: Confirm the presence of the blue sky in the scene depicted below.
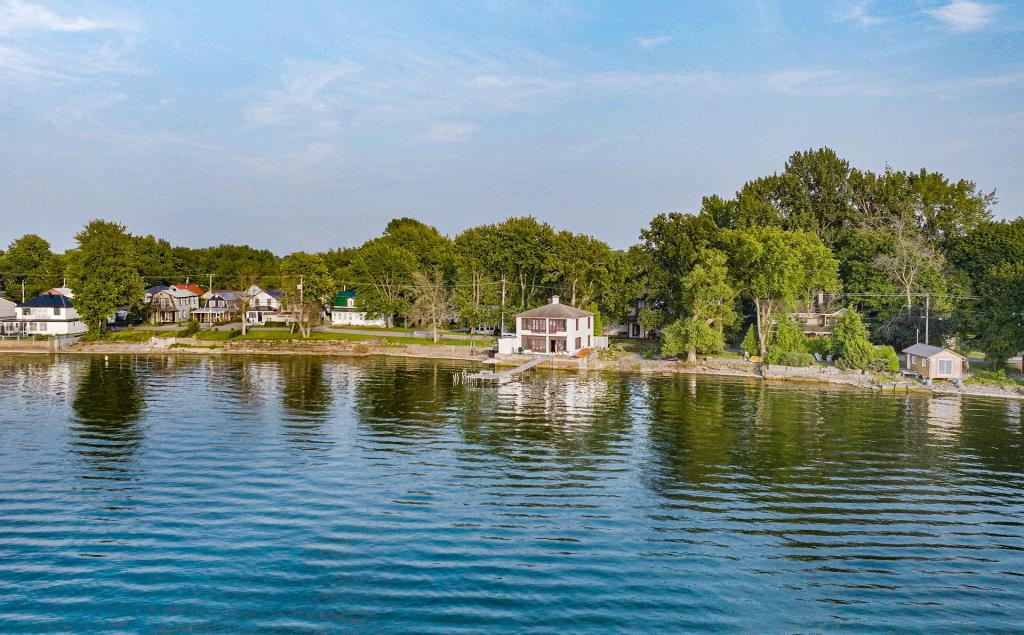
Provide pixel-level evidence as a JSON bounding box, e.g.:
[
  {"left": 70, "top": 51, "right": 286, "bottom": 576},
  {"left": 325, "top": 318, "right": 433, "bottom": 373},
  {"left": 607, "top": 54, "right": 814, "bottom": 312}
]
[{"left": 1, "top": 0, "right": 1022, "bottom": 253}]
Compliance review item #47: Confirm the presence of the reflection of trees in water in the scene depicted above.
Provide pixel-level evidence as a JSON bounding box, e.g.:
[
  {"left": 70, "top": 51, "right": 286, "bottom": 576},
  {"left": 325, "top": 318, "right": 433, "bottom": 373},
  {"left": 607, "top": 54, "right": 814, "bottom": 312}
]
[
  {"left": 641, "top": 377, "right": 950, "bottom": 496},
  {"left": 280, "top": 356, "right": 333, "bottom": 451},
  {"left": 353, "top": 358, "right": 461, "bottom": 442},
  {"left": 70, "top": 356, "right": 144, "bottom": 478},
  {"left": 959, "top": 398, "right": 1024, "bottom": 475}
]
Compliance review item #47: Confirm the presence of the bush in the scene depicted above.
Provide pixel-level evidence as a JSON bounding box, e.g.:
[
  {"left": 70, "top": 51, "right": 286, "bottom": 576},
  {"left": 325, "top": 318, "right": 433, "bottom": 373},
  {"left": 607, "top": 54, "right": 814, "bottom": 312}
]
[
  {"left": 765, "top": 317, "right": 809, "bottom": 364},
  {"left": 870, "top": 345, "right": 899, "bottom": 373},
  {"left": 777, "top": 351, "right": 815, "bottom": 367},
  {"left": 741, "top": 325, "right": 758, "bottom": 356},
  {"left": 177, "top": 321, "right": 200, "bottom": 337}
]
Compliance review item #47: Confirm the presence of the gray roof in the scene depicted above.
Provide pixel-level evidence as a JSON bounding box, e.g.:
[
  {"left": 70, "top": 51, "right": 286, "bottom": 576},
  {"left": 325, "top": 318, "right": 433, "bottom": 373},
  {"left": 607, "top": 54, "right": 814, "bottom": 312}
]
[
  {"left": 902, "top": 344, "right": 964, "bottom": 358},
  {"left": 516, "top": 301, "right": 593, "bottom": 319}
]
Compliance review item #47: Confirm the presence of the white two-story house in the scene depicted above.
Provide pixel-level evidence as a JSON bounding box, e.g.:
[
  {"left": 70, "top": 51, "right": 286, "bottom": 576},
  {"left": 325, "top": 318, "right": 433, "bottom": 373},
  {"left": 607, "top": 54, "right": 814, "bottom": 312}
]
[
  {"left": 499, "top": 296, "right": 594, "bottom": 355},
  {"left": 245, "top": 285, "right": 287, "bottom": 325},
  {"left": 8, "top": 292, "right": 87, "bottom": 336},
  {"left": 329, "top": 290, "right": 387, "bottom": 327}
]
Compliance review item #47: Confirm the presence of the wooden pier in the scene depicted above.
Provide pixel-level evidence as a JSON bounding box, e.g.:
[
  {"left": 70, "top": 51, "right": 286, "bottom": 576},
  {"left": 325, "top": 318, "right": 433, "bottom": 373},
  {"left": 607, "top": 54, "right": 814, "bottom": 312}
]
[{"left": 457, "top": 355, "right": 548, "bottom": 385}]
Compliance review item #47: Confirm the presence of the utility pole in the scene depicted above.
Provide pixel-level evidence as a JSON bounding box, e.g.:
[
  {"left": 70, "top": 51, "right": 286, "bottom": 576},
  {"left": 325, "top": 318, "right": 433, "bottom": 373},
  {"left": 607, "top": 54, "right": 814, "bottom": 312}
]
[
  {"left": 208, "top": 273, "right": 213, "bottom": 292},
  {"left": 925, "top": 293, "right": 930, "bottom": 346},
  {"left": 500, "top": 276, "right": 507, "bottom": 335},
  {"left": 298, "top": 275, "right": 305, "bottom": 337},
  {"left": 21, "top": 280, "right": 25, "bottom": 303}
]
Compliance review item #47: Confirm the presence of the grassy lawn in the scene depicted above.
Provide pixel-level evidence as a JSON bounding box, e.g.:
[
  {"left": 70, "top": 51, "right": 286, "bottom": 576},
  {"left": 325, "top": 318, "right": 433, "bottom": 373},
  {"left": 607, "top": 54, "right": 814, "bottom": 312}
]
[
  {"left": 196, "top": 330, "right": 234, "bottom": 341},
  {"left": 102, "top": 329, "right": 175, "bottom": 342},
  {"left": 229, "top": 330, "right": 494, "bottom": 347}
]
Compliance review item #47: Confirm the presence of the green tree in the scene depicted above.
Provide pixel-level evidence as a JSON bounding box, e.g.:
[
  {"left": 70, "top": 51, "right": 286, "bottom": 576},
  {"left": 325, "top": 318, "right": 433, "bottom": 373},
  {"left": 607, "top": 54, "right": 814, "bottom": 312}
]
[
  {"left": 280, "top": 252, "right": 334, "bottom": 338},
  {"left": 65, "top": 220, "right": 144, "bottom": 333},
  {"left": 0, "top": 234, "right": 63, "bottom": 301},
  {"left": 764, "top": 316, "right": 809, "bottom": 365},
  {"left": 407, "top": 271, "right": 455, "bottom": 343},
  {"left": 726, "top": 227, "right": 839, "bottom": 356},
  {"left": 830, "top": 309, "right": 876, "bottom": 370},
  {"left": 346, "top": 237, "right": 417, "bottom": 326},
  {"left": 974, "top": 262, "right": 1024, "bottom": 369},
  {"left": 659, "top": 250, "right": 736, "bottom": 362}
]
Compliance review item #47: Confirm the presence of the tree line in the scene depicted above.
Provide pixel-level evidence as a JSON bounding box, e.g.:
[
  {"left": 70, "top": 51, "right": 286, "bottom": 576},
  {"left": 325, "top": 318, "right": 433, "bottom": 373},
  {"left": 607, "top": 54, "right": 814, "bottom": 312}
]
[{"left": 1, "top": 147, "right": 1021, "bottom": 366}]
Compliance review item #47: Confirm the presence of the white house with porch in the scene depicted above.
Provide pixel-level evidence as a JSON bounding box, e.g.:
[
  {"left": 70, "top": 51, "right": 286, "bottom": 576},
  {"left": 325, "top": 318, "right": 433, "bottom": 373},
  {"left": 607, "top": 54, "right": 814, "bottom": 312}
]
[
  {"left": 498, "top": 296, "right": 595, "bottom": 355},
  {"left": 7, "top": 292, "right": 87, "bottom": 336}
]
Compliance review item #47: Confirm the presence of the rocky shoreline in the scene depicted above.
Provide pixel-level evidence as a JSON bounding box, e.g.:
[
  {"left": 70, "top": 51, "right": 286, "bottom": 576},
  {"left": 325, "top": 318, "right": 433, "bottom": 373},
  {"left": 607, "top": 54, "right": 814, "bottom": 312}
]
[{"left": 3, "top": 337, "right": 1022, "bottom": 401}]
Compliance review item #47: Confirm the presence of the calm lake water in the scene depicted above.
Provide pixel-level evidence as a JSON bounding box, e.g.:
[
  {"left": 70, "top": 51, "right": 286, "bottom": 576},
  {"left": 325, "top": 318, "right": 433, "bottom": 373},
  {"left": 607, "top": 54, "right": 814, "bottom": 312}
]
[{"left": 0, "top": 355, "right": 1022, "bottom": 632}]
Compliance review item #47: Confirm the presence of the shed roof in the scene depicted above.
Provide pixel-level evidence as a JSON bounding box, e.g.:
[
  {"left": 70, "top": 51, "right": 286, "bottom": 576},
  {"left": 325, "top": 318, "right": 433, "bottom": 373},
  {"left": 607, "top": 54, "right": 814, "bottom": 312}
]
[
  {"left": 902, "top": 344, "right": 965, "bottom": 359},
  {"left": 516, "top": 300, "right": 593, "bottom": 319}
]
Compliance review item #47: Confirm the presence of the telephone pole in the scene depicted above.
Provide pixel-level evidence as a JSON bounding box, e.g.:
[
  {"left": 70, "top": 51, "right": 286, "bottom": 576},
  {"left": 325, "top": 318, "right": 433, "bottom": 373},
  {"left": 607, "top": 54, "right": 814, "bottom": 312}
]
[
  {"left": 500, "top": 276, "right": 507, "bottom": 335},
  {"left": 21, "top": 280, "right": 26, "bottom": 303},
  {"left": 924, "top": 293, "right": 930, "bottom": 346}
]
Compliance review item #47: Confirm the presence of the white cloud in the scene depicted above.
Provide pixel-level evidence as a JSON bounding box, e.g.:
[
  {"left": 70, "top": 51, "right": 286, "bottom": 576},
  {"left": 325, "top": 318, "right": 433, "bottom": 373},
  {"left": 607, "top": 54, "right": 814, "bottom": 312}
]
[
  {"left": 244, "top": 60, "right": 361, "bottom": 127},
  {"left": 423, "top": 121, "right": 481, "bottom": 143},
  {"left": 0, "top": 0, "right": 116, "bottom": 34},
  {"left": 833, "top": 2, "right": 883, "bottom": 26},
  {"left": 634, "top": 35, "right": 672, "bottom": 50},
  {"left": 926, "top": 1, "right": 996, "bottom": 31}
]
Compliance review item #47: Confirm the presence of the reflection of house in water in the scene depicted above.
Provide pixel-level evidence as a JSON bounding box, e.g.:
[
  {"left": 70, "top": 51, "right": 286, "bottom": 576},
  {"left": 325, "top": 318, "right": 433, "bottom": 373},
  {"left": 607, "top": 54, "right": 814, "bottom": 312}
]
[
  {"left": 927, "top": 395, "right": 963, "bottom": 438},
  {"left": 496, "top": 374, "right": 609, "bottom": 428}
]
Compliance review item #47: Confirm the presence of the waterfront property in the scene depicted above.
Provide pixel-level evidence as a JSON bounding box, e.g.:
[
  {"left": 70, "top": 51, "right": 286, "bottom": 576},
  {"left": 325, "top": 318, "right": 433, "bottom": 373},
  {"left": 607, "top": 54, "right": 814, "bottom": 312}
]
[
  {"left": 6, "top": 291, "right": 87, "bottom": 335},
  {"left": 607, "top": 297, "right": 657, "bottom": 339},
  {"left": 193, "top": 290, "right": 243, "bottom": 324},
  {"left": 245, "top": 285, "right": 286, "bottom": 325},
  {"left": 144, "top": 284, "right": 170, "bottom": 304},
  {"left": 149, "top": 287, "right": 200, "bottom": 324},
  {"left": 329, "top": 290, "right": 387, "bottom": 327},
  {"left": 499, "top": 296, "right": 594, "bottom": 355},
  {"left": 902, "top": 343, "right": 967, "bottom": 380}
]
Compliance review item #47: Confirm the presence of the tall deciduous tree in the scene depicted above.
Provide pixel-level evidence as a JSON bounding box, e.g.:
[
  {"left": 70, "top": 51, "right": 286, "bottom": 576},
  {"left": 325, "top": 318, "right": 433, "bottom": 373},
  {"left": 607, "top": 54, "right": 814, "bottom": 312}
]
[
  {"left": 0, "top": 234, "right": 63, "bottom": 301},
  {"left": 346, "top": 237, "right": 417, "bottom": 326},
  {"left": 660, "top": 249, "right": 736, "bottom": 363},
  {"left": 975, "top": 262, "right": 1024, "bottom": 369},
  {"left": 726, "top": 227, "right": 839, "bottom": 356},
  {"left": 408, "top": 271, "right": 455, "bottom": 343},
  {"left": 65, "top": 220, "right": 144, "bottom": 333},
  {"left": 281, "top": 252, "right": 334, "bottom": 338}
]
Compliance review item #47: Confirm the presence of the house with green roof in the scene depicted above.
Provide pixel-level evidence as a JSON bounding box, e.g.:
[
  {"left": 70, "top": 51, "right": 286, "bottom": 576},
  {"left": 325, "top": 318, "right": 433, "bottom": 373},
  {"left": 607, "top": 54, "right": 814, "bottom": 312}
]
[{"left": 329, "top": 290, "right": 387, "bottom": 328}]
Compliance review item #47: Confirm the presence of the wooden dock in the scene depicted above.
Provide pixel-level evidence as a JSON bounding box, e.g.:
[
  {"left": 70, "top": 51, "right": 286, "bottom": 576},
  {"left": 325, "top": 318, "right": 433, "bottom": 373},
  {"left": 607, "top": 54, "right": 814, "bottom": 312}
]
[{"left": 458, "top": 355, "right": 548, "bottom": 385}]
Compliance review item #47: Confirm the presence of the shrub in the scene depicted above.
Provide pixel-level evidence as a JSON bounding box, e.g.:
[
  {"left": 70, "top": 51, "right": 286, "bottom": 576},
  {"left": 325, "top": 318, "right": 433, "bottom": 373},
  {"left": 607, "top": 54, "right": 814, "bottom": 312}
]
[
  {"left": 741, "top": 325, "right": 758, "bottom": 356},
  {"left": 870, "top": 345, "right": 899, "bottom": 373},
  {"left": 777, "top": 351, "right": 815, "bottom": 367},
  {"left": 765, "top": 316, "right": 808, "bottom": 364},
  {"left": 177, "top": 321, "right": 200, "bottom": 337}
]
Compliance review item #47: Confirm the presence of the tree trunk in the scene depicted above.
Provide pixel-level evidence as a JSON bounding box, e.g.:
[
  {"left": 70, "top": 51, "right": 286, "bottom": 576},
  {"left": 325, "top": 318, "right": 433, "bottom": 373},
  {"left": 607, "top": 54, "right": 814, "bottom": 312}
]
[
  {"left": 755, "top": 298, "right": 767, "bottom": 356},
  {"left": 687, "top": 346, "right": 697, "bottom": 364}
]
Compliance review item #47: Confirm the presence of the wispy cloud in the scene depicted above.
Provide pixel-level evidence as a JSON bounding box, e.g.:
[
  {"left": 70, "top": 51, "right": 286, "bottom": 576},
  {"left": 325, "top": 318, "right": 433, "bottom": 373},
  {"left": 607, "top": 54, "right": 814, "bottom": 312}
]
[
  {"left": 833, "top": 1, "right": 883, "bottom": 26},
  {"left": 244, "top": 60, "right": 361, "bottom": 127},
  {"left": 423, "top": 121, "right": 481, "bottom": 143},
  {"left": 0, "top": 1, "right": 140, "bottom": 82},
  {"left": 0, "top": 0, "right": 117, "bottom": 34},
  {"left": 634, "top": 34, "right": 672, "bottom": 49},
  {"left": 926, "top": 1, "right": 997, "bottom": 31}
]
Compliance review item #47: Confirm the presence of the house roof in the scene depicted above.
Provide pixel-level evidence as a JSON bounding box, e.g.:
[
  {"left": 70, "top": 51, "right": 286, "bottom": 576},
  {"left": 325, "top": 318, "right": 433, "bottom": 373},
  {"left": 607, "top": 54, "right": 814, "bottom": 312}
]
[
  {"left": 902, "top": 344, "right": 965, "bottom": 359},
  {"left": 47, "top": 287, "right": 74, "bottom": 298},
  {"left": 157, "top": 287, "right": 198, "bottom": 299},
  {"left": 333, "top": 290, "right": 356, "bottom": 306},
  {"left": 173, "top": 282, "right": 204, "bottom": 295},
  {"left": 209, "top": 290, "right": 243, "bottom": 300},
  {"left": 516, "top": 299, "right": 593, "bottom": 319},
  {"left": 19, "top": 293, "right": 74, "bottom": 309},
  {"left": 145, "top": 284, "right": 169, "bottom": 294}
]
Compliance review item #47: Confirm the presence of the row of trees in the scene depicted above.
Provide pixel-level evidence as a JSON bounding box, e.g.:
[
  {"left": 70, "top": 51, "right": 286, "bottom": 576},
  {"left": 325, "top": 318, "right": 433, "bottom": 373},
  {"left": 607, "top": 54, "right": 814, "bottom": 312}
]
[{"left": 1, "top": 148, "right": 1021, "bottom": 364}]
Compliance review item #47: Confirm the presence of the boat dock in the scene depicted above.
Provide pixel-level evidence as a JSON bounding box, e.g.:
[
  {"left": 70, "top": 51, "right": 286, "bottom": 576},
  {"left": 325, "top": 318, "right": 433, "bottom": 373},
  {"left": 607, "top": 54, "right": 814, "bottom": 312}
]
[{"left": 457, "top": 355, "right": 548, "bottom": 385}]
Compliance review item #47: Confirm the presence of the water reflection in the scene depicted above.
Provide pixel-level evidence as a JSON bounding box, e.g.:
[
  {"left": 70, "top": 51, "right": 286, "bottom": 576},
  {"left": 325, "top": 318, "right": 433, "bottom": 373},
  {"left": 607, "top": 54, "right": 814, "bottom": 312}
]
[
  {"left": 70, "top": 356, "right": 144, "bottom": 478},
  {"left": 280, "top": 356, "right": 333, "bottom": 450}
]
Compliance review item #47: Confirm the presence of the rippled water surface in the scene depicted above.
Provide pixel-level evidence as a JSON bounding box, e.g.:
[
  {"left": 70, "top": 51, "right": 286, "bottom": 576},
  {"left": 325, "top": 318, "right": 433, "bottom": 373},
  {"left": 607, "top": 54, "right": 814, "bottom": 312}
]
[{"left": 0, "top": 355, "right": 1022, "bottom": 632}]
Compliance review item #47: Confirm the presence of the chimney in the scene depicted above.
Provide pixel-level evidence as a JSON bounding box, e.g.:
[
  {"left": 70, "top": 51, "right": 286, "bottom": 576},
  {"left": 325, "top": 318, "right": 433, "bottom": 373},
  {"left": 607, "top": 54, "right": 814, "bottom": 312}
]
[{"left": 551, "top": 295, "right": 560, "bottom": 304}]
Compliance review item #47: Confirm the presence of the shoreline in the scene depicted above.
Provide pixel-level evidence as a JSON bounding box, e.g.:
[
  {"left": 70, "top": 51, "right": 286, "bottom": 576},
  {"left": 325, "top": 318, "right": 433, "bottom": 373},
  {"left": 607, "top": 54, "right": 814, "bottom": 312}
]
[{"left": 3, "top": 338, "right": 1022, "bottom": 401}]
